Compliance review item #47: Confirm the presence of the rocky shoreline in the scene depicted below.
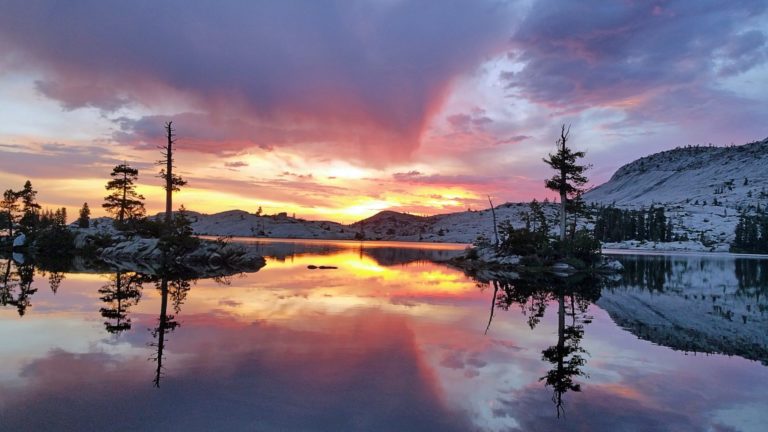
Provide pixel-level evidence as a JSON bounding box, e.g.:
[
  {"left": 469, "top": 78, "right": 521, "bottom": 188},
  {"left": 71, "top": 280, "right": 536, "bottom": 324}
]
[
  {"left": 449, "top": 245, "right": 624, "bottom": 281},
  {"left": 69, "top": 222, "right": 266, "bottom": 276}
]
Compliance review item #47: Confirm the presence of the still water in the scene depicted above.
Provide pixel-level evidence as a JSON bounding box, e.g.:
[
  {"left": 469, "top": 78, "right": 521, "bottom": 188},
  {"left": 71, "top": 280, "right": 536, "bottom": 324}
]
[{"left": 1, "top": 240, "right": 767, "bottom": 431}]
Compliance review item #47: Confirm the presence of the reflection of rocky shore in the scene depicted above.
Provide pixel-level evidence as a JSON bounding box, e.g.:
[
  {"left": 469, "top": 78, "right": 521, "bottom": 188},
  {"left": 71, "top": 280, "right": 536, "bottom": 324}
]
[
  {"left": 232, "top": 240, "right": 465, "bottom": 267},
  {"left": 599, "top": 255, "right": 768, "bottom": 364}
]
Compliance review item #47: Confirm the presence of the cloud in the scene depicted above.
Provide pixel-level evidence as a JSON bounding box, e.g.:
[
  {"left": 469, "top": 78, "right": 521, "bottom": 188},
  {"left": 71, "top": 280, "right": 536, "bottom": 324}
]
[
  {"left": 0, "top": 144, "right": 118, "bottom": 179},
  {"left": 503, "top": 0, "right": 768, "bottom": 118},
  {"left": 392, "top": 171, "right": 496, "bottom": 186},
  {"left": 223, "top": 161, "right": 248, "bottom": 169},
  {"left": 0, "top": 0, "right": 515, "bottom": 166}
]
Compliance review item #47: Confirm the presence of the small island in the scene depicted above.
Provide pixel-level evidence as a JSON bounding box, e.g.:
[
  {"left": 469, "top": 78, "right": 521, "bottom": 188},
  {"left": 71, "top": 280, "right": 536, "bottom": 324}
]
[{"left": 2, "top": 123, "right": 265, "bottom": 278}]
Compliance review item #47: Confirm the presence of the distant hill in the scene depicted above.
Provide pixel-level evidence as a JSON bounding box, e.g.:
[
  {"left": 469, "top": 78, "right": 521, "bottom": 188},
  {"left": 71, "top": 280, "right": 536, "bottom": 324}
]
[
  {"left": 189, "top": 204, "right": 554, "bottom": 244},
  {"left": 186, "top": 137, "right": 768, "bottom": 252},
  {"left": 583, "top": 137, "right": 768, "bottom": 251},
  {"left": 585, "top": 138, "right": 768, "bottom": 208},
  {"left": 190, "top": 210, "right": 351, "bottom": 239}
]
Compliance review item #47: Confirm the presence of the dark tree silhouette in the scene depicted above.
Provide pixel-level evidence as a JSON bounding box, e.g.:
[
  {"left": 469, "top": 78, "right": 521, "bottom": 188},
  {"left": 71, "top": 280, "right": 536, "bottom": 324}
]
[
  {"left": 1, "top": 189, "right": 20, "bottom": 239},
  {"left": 103, "top": 163, "right": 145, "bottom": 224},
  {"left": 149, "top": 266, "right": 192, "bottom": 387},
  {"left": 77, "top": 202, "right": 91, "bottom": 228},
  {"left": 543, "top": 125, "right": 589, "bottom": 241},
  {"left": 47, "top": 270, "right": 65, "bottom": 294},
  {"left": 540, "top": 289, "right": 589, "bottom": 418},
  {"left": 0, "top": 260, "right": 38, "bottom": 316},
  {"left": 158, "top": 122, "right": 187, "bottom": 228},
  {"left": 482, "top": 274, "right": 599, "bottom": 417},
  {"left": 99, "top": 271, "right": 144, "bottom": 334},
  {"left": 17, "top": 180, "right": 41, "bottom": 235}
]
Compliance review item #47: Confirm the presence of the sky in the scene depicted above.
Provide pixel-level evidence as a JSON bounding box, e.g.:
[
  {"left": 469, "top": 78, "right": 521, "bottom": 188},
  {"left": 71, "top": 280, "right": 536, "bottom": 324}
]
[{"left": 0, "top": 0, "right": 766, "bottom": 223}]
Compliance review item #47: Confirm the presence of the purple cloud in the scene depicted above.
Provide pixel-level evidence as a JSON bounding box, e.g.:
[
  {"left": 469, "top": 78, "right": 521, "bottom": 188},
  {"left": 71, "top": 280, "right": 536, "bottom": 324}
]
[
  {"left": 502, "top": 1, "right": 767, "bottom": 117},
  {"left": 0, "top": 0, "right": 515, "bottom": 165}
]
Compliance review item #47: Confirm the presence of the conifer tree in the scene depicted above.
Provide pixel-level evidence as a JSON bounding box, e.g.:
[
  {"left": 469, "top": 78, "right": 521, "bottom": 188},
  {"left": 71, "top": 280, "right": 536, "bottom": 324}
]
[
  {"left": 1, "top": 189, "right": 20, "bottom": 239},
  {"left": 543, "top": 125, "right": 590, "bottom": 241},
  {"left": 529, "top": 199, "right": 548, "bottom": 235},
  {"left": 17, "top": 181, "right": 41, "bottom": 234},
  {"left": 103, "top": 163, "right": 145, "bottom": 224},
  {"left": 158, "top": 122, "right": 187, "bottom": 227},
  {"left": 78, "top": 203, "right": 91, "bottom": 228}
]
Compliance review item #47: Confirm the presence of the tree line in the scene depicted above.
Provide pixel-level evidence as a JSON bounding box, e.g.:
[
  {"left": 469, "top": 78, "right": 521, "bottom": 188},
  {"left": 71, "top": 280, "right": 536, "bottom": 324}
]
[
  {"left": 732, "top": 210, "right": 768, "bottom": 253},
  {"left": 593, "top": 205, "right": 674, "bottom": 242},
  {"left": 2, "top": 122, "right": 193, "bottom": 257}
]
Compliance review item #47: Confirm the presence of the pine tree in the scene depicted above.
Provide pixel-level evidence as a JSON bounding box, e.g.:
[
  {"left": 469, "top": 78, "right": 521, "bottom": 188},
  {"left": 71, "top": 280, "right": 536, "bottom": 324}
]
[
  {"left": 103, "top": 163, "right": 146, "bottom": 224},
  {"left": 1, "top": 189, "right": 20, "bottom": 239},
  {"left": 17, "top": 181, "right": 41, "bottom": 235},
  {"left": 543, "top": 125, "right": 590, "bottom": 241},
  {"left": 529, "top": 199, "right": 548, "bottom": 235},
  {"left": 158, "top": 122, "right": 187, "bottom": 227},
  {"left": 78, "top": 203, "right": 91, "bottom": 228}
]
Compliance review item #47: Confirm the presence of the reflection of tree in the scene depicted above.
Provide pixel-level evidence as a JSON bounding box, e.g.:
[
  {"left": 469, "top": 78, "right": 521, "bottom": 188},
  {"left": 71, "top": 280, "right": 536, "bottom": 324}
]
[
  {"left": 483, "top": 273, "right": 600, "bottom": 417},
  {"left": 1, "top": 258, "right": 16, "bottom": 309},
  {"left": 541, "top": 288, "right": 590, "bottom": 418},
  {"left": 47, "top": 271, "right": 65, "bottom": 294},
  {"left": 618, "top": 255, "right": 673, "bottom": 292},
  {"left": 735, "top": 259, "right": 768, "bottom": 299},
  {"left": 98, "top": 271, "right": 144, "bottom": 334},
  {"left": 0, "top": 258, "right": 37, "bottom": 316},
  {"left": 149, "top": 267, "right": 193, "bottom": 387}
]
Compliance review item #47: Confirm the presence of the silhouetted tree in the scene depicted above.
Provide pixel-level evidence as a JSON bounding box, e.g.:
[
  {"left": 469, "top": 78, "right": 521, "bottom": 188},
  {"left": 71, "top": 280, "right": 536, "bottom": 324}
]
[
  {"left": 1, "top": 189, "right": 20, "bottom": 239},
  {"left": 77, "top": 202, "right": 91, "bottom": 228},
  {"left": 17, "top": 181, "right": 41, "bottom": 235},
  {"left": 47, "top": 270, "right": 65, "bottom": 294},
  {"left": 99, "top": 271, "right": 143, "bottom": 334},
  {"left": 543, "top": 125, "right": 589, "bottom": 241},
  {"left": 158, "top": 122, "right": 187, "bottom": 228},
  {"left": 529, "top": 199, "right": 549, "bottom": 235},
  {"left": 103, "top": 163, "right": 145, "bottom": 224},
  {"left": 482, "top": 274, "right": 598, "bottom": 417},
  {"left": 540, "top": 289, "right": 588, "bottom": 418}
]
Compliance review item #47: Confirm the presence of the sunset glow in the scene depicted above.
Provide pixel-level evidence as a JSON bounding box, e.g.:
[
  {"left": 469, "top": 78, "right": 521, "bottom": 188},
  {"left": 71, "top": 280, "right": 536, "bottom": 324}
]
[{"left": 1, "top": 1, "right": 766, "bottom": 222}]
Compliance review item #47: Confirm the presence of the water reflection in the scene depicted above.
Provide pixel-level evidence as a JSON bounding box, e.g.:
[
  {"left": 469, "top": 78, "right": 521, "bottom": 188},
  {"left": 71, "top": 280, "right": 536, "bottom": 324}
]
[
  {"left": 482, "top": 274, "right": 600, "bottom": 416},
  {"left": 1, "top": 257, "right": 37, "bottom": 316},
  {"left": 0, "top": 244, "right": 767, "bottom": 431},
  {"left": 150, "top": 268, "right": 193, "bottom": 387},
  {"left": 602, "top": 255, "right": 768, "bottom": 364},
  {"left": 220, "top": 237, "right": 466, "bottom": 266},
  {"left": 99, "top": 271, "right": 144, "bottom": 334}
]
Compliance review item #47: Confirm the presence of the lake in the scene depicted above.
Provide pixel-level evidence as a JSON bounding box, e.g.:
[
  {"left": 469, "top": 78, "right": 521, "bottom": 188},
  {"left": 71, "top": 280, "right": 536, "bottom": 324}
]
[{"left": 1, "top": 239, "right": 767, "bottom": 431}]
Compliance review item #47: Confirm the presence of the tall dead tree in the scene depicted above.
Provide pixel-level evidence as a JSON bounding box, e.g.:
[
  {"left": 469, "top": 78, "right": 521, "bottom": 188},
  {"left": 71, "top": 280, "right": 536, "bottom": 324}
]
[
  {"left": 158, "top": 122, "right": 187, "bottom": 227},
  {"left": 488, "top": 195, "right": 499, "bottom": 247}
]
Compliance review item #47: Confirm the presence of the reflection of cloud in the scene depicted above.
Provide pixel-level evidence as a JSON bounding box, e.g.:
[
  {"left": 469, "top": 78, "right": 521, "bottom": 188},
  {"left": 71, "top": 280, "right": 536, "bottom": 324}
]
[
  {"left": 217, "top": 299, "right": 242, "bottom": 308},
  {"left": 0, "top": 311, "right": 473, "bottom": 431}
]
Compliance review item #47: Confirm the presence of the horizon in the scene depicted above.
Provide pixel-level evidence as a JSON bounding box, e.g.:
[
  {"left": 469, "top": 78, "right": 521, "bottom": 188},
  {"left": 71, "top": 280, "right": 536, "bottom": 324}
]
[{"left": 1, "top": 1, "right": 767, "bottom": 224}]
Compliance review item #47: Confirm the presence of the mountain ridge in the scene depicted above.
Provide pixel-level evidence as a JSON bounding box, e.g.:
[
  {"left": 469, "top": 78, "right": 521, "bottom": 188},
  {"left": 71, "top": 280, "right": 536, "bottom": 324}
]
[{"left": 186, "top": 137, "right": 767, "bottom": 251}]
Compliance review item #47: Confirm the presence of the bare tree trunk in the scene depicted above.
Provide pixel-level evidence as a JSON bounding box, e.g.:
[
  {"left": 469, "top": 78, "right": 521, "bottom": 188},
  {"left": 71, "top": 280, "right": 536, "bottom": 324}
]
[
  {"left": 164, "top": 122, "right": 174, "bottom": 226},
  {"left": 120, "top": 170, "right": 127, "bottom": 224},
  {"left": 153, "top": 275, "right": 168, "bottom": 387},
  {"left": 558, "top": 126, "right": 568, "bottom": 241},
  {"left": 488, "top": 195, "right": 499, "bottom": 247},
  {"left": 484, "top": 280, "right": 499, "bottom": 335},
  {"left": 559, "top": 192, "right": 566, "bottom": 241}
]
